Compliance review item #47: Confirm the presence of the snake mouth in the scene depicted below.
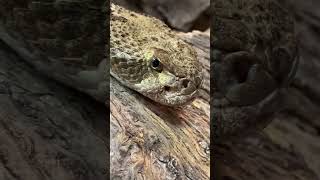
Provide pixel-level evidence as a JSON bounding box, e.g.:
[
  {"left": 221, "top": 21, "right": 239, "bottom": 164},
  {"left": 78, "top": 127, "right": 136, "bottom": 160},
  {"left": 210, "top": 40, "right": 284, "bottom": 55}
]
[
  {"left": 156, "top": 75, "right": 202, "bottom": 106},
  {"left": 164, "top": 75, "right": 202, "bottom": 95},
  {"left": 160, "top": 89, "right": 198, "bottom": 106}
]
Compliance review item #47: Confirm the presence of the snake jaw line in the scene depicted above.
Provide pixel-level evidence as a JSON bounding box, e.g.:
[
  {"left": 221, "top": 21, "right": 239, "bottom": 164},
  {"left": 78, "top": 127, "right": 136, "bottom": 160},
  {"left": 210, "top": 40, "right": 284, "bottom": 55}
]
[{"left": 111, "top": 4, "right": 203, "bottom": 106}]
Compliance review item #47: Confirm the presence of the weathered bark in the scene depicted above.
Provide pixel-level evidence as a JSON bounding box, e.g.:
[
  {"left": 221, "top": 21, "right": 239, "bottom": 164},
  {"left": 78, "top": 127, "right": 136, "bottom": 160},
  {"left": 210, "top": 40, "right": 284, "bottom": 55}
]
[
  {"left": 0, "top": 0, "right": 319, "bottom": 179},
  {"left": 263, "top": 0, "right": 320, "bottom": 179},
  {"left": 110, "top": 29, "right": 318, "bottom": 180},
  {"left": 215, "top": 134, "right": 318, "bottom": 180},
  {"left": 110, "top": 31, "right": 210, "bottom": 180},
  {"left": 0, "top": 41, "right": 107, "bottom": 180},
  {"left": 215, "top": 0, "right": 320, "bottom": 179}
]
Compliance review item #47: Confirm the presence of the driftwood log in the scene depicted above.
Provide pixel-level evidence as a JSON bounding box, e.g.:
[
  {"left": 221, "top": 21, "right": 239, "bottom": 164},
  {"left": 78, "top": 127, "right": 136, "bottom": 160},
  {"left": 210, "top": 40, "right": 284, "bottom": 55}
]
[
  {"left": 0, "top": 41, "right": 107, "bottom": 180},
  {"left": 0, "top": 27, "right": 318, "bottom": 180},
  {"left": 215, "top": 0, "right": 320, "bottom": 179},
  {"left": 0, "top": 0, "right": 320, "bottom": 179},
  {"left": 110, "top": 31, "right": 210, "bottom": 179},
  {"left": 110, "top": 29, "right": 318, "bottom": 179},
  {"left": 263, "top": 0, "right": 320, "bottom": 179}
]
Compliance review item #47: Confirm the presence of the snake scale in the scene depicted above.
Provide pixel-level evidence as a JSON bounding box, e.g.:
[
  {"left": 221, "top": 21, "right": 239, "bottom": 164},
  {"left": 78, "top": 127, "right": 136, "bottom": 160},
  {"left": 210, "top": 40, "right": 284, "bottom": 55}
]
[
  {"left": 110, "top": 4, "right": 203, "bottom": 106},
  {"left": 212, "top": 0, "right": 298, "bottom": 140},
  {"left": 0, "top": 1, "right": 203, "bottom": 107},
  {"left": 0, "top": 0, "right": 108, "bottom": 102},
  {"left": 0, "top": 0, "right": 298, "bottom": 139}
]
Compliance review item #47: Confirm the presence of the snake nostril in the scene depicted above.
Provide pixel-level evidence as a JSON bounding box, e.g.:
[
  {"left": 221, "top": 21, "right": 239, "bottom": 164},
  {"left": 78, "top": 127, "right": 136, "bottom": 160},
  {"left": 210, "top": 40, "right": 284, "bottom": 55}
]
[
  {"left": 164, "top": 86, "right": 170, "bottom": 91},
  {"left": 182, "top": 79, "right": 189, "bottom": 88}
]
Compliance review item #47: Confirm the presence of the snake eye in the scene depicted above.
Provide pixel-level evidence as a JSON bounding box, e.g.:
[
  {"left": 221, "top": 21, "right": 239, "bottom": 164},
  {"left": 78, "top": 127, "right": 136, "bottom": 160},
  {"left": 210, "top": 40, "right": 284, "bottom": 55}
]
[{"left": 151, "top": 57, "right": 162, "bottom": 71}]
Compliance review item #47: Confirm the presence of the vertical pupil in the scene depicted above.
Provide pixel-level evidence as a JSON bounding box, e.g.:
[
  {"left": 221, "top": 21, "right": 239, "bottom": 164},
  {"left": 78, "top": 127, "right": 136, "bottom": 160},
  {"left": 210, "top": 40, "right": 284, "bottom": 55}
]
[{"left": 152, "top": 58, "right": 160, "bottom": 67}]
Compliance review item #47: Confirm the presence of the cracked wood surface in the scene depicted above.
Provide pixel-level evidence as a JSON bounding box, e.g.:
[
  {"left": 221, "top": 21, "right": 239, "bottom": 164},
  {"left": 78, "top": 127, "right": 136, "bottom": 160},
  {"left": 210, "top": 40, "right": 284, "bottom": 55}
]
[
  {"left": 0, "top": 41, "right": 107, "bottom": 180},
  {"left": 0, "top": 0, "right": 320, "bottom": 179},
  {"left": 0, "top": 28, "right": 317, "bottom": 180},
  {"left": 110, "top": 29, "right": 318, "bottom": 180},
  {"left": 110, "top": 31, "right": 210, "bottom": 179}
]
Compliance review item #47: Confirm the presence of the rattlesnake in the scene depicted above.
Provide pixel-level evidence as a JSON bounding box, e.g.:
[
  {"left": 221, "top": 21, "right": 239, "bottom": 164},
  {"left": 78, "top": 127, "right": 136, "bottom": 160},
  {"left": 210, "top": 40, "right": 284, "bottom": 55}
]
[
  {"left": 212, "top": 0, "right": 298, "bottom": 140},
  {"left": 0, "top": 1, "right": 203, "bottom": 106},
  {"left": 0, "top": 0, "right": 202, "bottom": 106},
  {"left": 0, "top": 1, "right": 299, "bottom": 139},
  {"left": 111, "top": 4, "right": 203, "bottom": 106},
  {"left": 0, "top": 0, "right": 107, "bottom": 102}
]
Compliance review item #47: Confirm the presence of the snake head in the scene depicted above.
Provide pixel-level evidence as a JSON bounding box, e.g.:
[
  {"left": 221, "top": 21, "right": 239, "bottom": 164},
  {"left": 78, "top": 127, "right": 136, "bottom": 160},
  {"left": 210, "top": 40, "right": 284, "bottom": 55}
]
[
  {"left": 212, "top": 48, "right": 298, "bottom": 141},
  {"left": 136, "top": 40, "right": 203, "bottom": 106},
  {"left": 110, "top": 3, "right": 203, "bottom": 106}
]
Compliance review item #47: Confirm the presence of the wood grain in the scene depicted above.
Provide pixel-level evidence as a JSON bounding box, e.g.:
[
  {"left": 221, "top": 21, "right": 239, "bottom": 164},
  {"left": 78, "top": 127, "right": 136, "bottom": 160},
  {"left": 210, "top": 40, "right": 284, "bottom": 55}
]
[{"left": 110, "top": 30, "right": 211, "bottom": 180}]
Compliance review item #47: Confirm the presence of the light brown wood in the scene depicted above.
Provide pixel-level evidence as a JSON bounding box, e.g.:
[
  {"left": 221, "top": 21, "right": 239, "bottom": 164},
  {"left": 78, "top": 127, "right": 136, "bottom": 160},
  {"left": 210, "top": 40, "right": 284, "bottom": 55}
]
[{"left": 110, "top": 30, "right": 211, "bottom": 180}]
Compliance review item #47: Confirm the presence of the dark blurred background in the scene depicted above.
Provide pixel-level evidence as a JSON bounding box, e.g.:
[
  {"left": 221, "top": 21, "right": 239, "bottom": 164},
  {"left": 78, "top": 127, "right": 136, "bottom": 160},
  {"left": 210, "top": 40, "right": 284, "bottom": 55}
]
[
  {"left": 1, "top": 0, "right": 320, "bottom": 179},
  {"left": 111, "top": 0, "right": 320, "bottom": 178},
  {"left": 263, "top": 0, "right": 320, "bottom": 178}
]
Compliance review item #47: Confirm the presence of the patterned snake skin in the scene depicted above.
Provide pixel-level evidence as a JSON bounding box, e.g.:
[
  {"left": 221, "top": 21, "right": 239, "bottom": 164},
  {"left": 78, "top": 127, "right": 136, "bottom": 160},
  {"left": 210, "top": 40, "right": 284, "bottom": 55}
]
[
  {"left": 0, "top": 1, "right": 203, "bottom": 106},
  {"left": 0, "top": 0, "right": 299, "bottom": 139},
  {"left": 212, "top": 0, "right": 298, "bottom": 140},
  {"left": 0, "top": 0, "right": 108, "bottom": 102},
  {"left": 111, "top": 4, "right": 203, "bottom": 106}
]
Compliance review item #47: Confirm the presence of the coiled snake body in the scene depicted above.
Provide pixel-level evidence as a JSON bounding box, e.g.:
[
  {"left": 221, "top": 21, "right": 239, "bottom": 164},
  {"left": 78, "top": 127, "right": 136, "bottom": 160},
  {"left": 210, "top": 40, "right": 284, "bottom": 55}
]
[
  {"left": 0, "top": 2, "right": 203, "bottom": 106},
  {"left": 212, "top": 0, "right": 298, "bottom": 140},
  {"left": 0, "top": 1, "right": 299, "bottom": 139},
  {"left": 110, "top": 4, "right": 203, "bottom": 106}
]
